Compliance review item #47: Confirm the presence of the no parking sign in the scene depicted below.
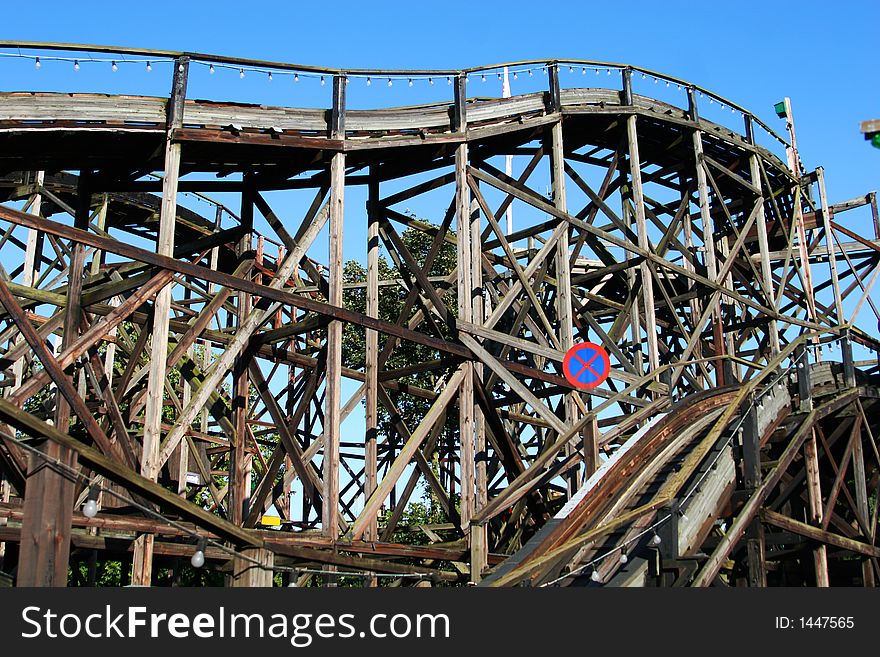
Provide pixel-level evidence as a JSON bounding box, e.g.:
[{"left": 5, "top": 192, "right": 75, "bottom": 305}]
[{"left": 562, "top": 341, "right": 610, "bottom": 390}]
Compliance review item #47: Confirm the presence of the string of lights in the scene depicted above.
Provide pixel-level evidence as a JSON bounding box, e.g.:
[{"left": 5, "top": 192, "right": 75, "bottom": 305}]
[{"left": 1, "top": 47, "right": 776, "bottom": 142}]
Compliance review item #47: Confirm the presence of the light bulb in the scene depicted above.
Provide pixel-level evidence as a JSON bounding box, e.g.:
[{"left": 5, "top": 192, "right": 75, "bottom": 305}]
[
  {"left": 35, "top": 57, "right": 41, "bottom": 70},
  {"left": 654, "top": 77, "right": 658, "bottom": 83},
  {"left": 287, "top": 580, "right": 298, "bottom": 587},
  {"left": 268, "top": 72, "right": 273, "bottom": 82},
  {"left": 481, "top": 74, "right": 486, "bottom": 82},
  {"left": 74, "top": 60, "right": 80, "bottom": 72},
  {"left": 569, "top": 66, "right": 574, "bottom": 73},
  {"left": 191, "top": 537, "right": 208, "bottom": 568},
  {"left": 82, "top": 485, "right": 100, "bottom": 518},
  {"left": 619, "top": 553, "right": 628, "bottom": 564},
  {"left": 447, "top": 76, "right": 451, "bottom": 85},
  {"left": 665, "top": 81, "right": 669, "bottom": 87},
  {"left": 239, "top": 68, "right": 245, "bottom": 79},
  {"left": 590, "top": 570, "right": 602, "bottom": 582},
  {"left": 408, "top": 78, "right": 413, "bottom": 87},
  {"left": 428, "top": 77, "right": 433, "bottom": 85},
  {"left": 387, "top": 78, "right": 392, "bottom": 87},
  {"left": 294, "top": 73, "right": 299, "bottom": 82},
  {"left": 366, "top": 77, "right": 371, "bottom": 86},
  {"left": 606, "top": 68, "right": 611, "bottom": 75},
  {"left": 581, "top": 67, "right": 586, "bottom": 75},
  {"left": 513, "top": 71, "right": 518, "bottom": 79},
  {"left": 209, "top": 64, "right": 215, "bottom": 74},
  {"left": 146, "top": 61, "right": 152, "bottom": 72},
  {"left": 111, "top": 61, "right": 118, "bottom": 73},
  {"left": 320, "top": 75, "right": 325, "bottom": 86},
  {"left": 642, "top": 73, "right": 646, "bottom": 79},
  {"left": 595, "top": 68, "right": 600, "bottom": 75},
  {"left": 528, "top": 69, "right": 533, "bottom": 77},
  {"left": 542, "top": 66, "right": 547, "bottom": 74}
]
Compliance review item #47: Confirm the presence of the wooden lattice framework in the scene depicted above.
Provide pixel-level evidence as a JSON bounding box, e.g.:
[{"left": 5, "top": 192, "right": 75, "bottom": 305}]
[{"left": 0, "top": 42, "right": 877, "bottom": 587}]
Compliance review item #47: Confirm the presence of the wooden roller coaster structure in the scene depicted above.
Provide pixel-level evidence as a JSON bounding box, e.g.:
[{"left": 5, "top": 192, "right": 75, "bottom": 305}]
[{"left": 0, "top": 42, "right": 877, "bottom": 587}]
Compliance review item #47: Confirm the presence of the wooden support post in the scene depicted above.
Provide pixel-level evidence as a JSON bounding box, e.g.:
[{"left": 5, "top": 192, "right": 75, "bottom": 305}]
[
  {"left": 230, "top": 181, "right": 254, "bottom": 530},
  {"left": 741, "top": 398, "right": 767, "bottom": 586},
  {"left": 364, "top": 167, "right": 380, "bottom": 544},
  {"left": 470, "top": 173, "right": 487, "bottom": 581},
  {"left": 870, "top": 191, "right": 880, "bottom": 240},
  {"left": 132, "top": 55, "right": 188, "bottom": 586},
  {"left": 689, "top": 90, "right": 725, "bottom": 386},
  {"left": 16, "top": 169, "right": 93, "bottom": 587},
  {"left": 454, "top": 74, "right": 476, "bottom": 531},
  {"left": 470, "top": 523, "right": 486, "bottom": 585},
  {"left": 624, "top": 70, "right": 659, "bottom": 378},
  {"left": 231, "top": 547, "right": 274, "bottom": 587},
  {"left": 12, "top": 170, "right": 44, "bottom": 389},
  {"left": 804, "top": 428, "right": 829, "bottom": 586},
  {"left": 816, "top": 167, "right": 854, "bottom": 386},
  {"left": 745, "top": 118, "right": 780, "bottom": 356},
  {"left": 582, "top": 413, "right": 600, "bottom": 477},
  {"left": 549, "top": 114, "right": 578, "bottom": 495},
  {"left": 851, "top": 422, "right": 873, "bottom": 586},
  {"left": 782, "top": 99, "right": 819, "bottom": 333},
  {"left": 323, "top": 73, "right": 346, "bottom": 538}
]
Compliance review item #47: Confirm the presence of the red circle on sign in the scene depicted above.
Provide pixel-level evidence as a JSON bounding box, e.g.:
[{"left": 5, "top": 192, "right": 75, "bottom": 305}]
[{"left": 562, "top": 342, "right": 610, "bottom": 390}]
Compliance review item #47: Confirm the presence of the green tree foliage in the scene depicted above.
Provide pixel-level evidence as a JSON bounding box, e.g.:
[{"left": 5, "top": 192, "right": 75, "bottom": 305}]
[
  {"left": 339, "top": 222, "right": 459, "bottom": 515},
  {"left": 340, "top": 222, "right": 458, "bottom": 441}
]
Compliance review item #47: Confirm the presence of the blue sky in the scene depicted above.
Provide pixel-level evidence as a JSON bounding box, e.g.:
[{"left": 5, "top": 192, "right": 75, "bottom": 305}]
[{"left": 1, "top": 0, "right": 876, "bottom": 200}]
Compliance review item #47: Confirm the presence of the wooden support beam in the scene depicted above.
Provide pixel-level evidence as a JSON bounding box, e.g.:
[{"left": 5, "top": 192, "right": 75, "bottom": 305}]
[
  {"left": 749, "top": 158, "right": 780, "bottom": 355},
  {"left": 229, "top": 183, "right": 254, "bottom": 531},
  {"left": 364, "top": 167, "right": 380, "bottom": 543},
  {"left": 153, "top": 199, "right": 331, "bottom": 471},
  {"left": 456, "top": 138, "right": 475, "bottom": 530},
  {"left": 690, "top": 117, "right": 725, "bottom": 386},
  {"left": 692, "top": 389, "right": 858, "bottom": 586},
  {"left": 133, "top": 55, "right": 188, "bottom": 586},
  {"left": 349, "top": 367, "right": 465, "bottom": 541},
  {"left": 548, "top": 118, "right": 580, "bottom": 496},
  {"left": 231, "top": 547, "right": 274, "bottom": 587},
  {"left": 625, "top": 113, "right": 660, "bottom": 375},
  {"left": 761, "top": 509, "right": 880, "bottom": 559},
  {"left": 0, "top": 397, "right": 263, "bottom": 548},
  {"left": 323, "top": 136, "right": 345, "bottom": 538},
  {"left": 804, "top": 428, "right": 829, "bottom": 586}
]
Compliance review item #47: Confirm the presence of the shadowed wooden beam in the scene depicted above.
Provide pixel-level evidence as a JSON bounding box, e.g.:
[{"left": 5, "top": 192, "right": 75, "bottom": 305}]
[{"left": 0, "top": 396, "right": 263, "bottom": 547}]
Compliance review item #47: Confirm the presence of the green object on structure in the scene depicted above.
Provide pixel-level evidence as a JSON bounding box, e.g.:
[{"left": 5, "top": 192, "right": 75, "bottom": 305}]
[
  {"left": 872, "top": 133, "right": 880, "bottom": 149},
  {"left": 774, "top": 101, "right": 787, "bottom": 119}
]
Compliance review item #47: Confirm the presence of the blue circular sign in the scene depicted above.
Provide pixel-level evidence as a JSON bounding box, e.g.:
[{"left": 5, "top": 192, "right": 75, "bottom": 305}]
[{"left": 563, "top": 342, "right": 610, "bottom": 390}]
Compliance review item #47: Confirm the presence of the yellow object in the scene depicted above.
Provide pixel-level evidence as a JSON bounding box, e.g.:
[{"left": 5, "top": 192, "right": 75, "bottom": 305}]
[{"left": 260, "top": 515, "right": 281, "bottom": 527}]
